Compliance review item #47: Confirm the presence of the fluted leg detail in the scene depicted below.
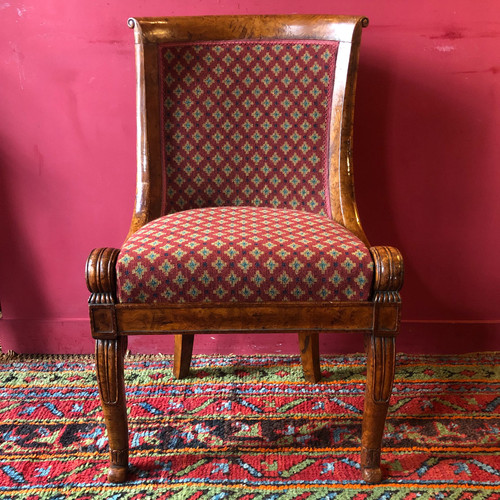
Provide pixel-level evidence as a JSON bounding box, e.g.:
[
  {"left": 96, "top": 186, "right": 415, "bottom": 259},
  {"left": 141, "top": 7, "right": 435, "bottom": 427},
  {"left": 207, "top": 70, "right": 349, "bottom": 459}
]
[
  {"left": 95, "top": 338, "right": 129, "bottom": 483},
  {"left": 361, "top": 334, "right": 396, "bottom": 483}
]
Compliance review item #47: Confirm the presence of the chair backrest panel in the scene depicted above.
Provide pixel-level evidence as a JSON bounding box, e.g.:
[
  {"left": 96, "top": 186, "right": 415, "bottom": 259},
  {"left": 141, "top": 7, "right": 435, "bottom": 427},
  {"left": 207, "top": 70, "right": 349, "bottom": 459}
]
[
  {"left": 160, "top": 40, "right": 339, "bottom": 215},
  {"left": 128, "top": 15, "right": 369, "bottom": 245}
]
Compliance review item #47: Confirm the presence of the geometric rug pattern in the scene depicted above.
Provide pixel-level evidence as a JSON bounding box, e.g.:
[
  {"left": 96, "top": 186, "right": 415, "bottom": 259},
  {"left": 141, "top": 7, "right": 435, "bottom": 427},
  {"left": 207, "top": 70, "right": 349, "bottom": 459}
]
[{"left": 0, "top": 352, "right": 499, "bottom": 499}]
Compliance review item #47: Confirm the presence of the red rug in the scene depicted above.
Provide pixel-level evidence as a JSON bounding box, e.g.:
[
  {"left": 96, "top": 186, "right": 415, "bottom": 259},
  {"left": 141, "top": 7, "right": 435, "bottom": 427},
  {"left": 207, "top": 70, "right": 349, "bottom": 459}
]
[{"left": 0, "top": 352, "right": 498, "bottom": 498}]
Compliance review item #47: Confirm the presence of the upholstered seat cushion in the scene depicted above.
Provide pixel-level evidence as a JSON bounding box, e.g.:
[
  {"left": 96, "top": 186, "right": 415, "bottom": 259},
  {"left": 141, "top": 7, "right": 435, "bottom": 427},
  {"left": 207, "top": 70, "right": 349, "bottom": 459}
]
[{"left": 117, "top": 207, "right": 373, "bottom": 304}]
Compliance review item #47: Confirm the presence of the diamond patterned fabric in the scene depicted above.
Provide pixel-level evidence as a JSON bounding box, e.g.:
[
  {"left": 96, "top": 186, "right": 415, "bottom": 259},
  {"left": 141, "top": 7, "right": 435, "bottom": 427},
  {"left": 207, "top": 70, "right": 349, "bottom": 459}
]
[
  {"left": 117, "top": 207, "right": 373, "bottom": 304},
  {"left": 159, "top": 40, "right": 339, "bottom": 216}
]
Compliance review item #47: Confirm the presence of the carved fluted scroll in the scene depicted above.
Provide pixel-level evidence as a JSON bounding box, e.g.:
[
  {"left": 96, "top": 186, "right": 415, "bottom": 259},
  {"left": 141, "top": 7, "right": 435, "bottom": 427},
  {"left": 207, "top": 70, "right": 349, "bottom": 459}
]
[
  {"left": 86, "top": 247, "right": 120, "bottom": 304},
  {"left": 370, "top": 246, "right": 404, "bottom": 296},
  {"left": 86, "top": 248, "right": 120, "bottom": 340},
  {"left": 367, "top": 245, "right": 403, "bottom": 403},
  {"left": 361, "top": 245, "right": 404, "bottom": 483},
  {"left": 370, "top": 246, "right": 404, "bottom": 334},
  {"left": 87, "top": 247, "right": 129, "bottom": 482}
]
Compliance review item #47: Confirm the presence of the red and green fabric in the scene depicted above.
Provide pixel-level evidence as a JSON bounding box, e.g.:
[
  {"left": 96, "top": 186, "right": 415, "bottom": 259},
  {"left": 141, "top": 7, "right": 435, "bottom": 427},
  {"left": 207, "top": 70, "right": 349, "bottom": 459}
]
[
  {"left": 159, "top": 40, "right": 339, "bottom": 216},
  {"left": 120, "top": 40, "right": 373, "bottom": 306},
  {"left": 117, "top": 207, "right": 373, "bottom": 304}
]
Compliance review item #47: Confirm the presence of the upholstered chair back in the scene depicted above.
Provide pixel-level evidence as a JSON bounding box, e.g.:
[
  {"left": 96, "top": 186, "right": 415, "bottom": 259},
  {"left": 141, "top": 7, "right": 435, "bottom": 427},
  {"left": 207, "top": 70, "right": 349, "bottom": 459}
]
[{"left": 159, "top": 40, "right": 339, "bottom": 216}]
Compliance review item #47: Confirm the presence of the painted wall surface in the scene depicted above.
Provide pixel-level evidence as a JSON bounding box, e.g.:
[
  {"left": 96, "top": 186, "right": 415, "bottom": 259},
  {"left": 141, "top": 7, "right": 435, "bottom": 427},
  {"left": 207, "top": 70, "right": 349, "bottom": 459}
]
[{"left": 1, "top": 1, "right": 499, "bottom": 355}]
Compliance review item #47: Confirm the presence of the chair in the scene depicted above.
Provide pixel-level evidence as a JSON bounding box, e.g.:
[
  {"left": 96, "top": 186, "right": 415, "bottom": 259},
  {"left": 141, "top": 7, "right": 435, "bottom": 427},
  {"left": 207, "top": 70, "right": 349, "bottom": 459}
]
[{"left": 86, "top": 15, "right": 404, "bottom": 484}]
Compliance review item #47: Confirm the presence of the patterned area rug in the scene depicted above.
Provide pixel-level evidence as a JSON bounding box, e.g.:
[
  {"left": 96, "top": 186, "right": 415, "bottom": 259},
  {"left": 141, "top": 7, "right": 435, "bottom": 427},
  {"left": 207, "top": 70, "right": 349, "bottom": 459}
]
[{"left": 0, "top": 352, "right": 498, "bottom": 499}]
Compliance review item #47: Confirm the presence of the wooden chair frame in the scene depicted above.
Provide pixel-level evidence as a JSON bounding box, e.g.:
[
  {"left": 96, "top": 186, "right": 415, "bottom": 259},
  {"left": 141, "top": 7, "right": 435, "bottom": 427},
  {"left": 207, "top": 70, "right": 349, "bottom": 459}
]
[{"left": 86, "top": 15, "right": 404, "bottom": 484}]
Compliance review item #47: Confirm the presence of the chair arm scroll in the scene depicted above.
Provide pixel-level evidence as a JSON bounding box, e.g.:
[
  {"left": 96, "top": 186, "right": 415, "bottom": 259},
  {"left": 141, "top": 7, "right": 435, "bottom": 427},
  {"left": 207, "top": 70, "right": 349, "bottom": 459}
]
[
  {"left": 369, "top": 246, "right": 404, "bottom": 296},
  {"left": 86, "top": 248, "right": 121, "bottom": 340},
  {"left": 369, "top": 246, "right": 404, "bottom": 335},
  {"left": 86, "top": 248, "right": 120, "bottom": 305}
]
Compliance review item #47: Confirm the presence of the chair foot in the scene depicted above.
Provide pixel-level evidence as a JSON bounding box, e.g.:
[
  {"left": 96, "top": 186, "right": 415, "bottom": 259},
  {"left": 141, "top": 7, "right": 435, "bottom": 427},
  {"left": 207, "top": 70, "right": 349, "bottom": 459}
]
[
  {"left": 108, "top": 464, "right": 128, "bottom": 483},
  {"left": 361, "top": 467, "right": 382, "bottom": 484}
]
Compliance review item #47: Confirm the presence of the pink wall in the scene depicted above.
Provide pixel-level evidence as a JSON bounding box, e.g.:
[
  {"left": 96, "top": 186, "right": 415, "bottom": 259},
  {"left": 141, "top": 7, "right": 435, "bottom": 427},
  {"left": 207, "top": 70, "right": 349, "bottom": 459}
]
[{"left": 1, "top": 1, "right": 499, "bottom": 355}]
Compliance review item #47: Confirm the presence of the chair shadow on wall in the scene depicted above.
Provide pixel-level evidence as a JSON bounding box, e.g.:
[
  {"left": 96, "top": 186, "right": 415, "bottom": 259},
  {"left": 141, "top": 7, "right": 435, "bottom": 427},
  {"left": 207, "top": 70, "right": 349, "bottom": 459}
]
[{"left": 0, "top": 145, "right": 52, "bottom": 353}]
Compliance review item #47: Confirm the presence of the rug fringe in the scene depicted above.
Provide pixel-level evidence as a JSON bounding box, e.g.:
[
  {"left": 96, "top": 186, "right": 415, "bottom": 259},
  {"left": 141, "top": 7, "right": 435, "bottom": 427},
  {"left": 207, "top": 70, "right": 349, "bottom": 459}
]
[
  {"left": 0, "top": 350, "right": 498, "bottom": 363},
  {"left": 0, "top": 349, "right": 18, "bottom": 360}
]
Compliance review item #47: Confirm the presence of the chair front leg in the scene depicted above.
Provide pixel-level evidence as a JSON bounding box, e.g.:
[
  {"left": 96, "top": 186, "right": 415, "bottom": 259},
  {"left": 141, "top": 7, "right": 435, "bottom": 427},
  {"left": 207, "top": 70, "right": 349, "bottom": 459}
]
[
  {"left": 95, "top": 338, "right": 129, "bottom": 483},
  {"left": 361, "top": 333, "right": 396, "bottom": 483}
]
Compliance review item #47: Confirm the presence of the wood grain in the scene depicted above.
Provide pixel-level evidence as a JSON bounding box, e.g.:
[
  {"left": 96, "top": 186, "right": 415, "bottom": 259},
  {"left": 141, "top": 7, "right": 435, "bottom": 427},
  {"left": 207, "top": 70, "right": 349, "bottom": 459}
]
[{"left": 114, "top": 302, "right": 375, "bottom": 334}]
